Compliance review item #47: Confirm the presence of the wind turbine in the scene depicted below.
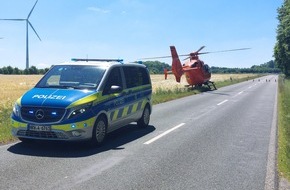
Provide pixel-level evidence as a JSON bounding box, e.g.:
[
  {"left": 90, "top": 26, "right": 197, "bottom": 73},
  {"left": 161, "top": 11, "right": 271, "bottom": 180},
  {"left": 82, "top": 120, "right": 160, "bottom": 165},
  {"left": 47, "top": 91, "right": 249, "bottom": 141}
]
[{"left": 0, "top": 0, "right": 41, "bottom": 69}]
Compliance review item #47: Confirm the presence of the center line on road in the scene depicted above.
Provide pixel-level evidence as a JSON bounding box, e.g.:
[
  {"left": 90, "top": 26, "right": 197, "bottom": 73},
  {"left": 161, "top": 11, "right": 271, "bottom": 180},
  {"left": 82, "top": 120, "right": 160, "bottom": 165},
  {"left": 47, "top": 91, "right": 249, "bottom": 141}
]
[
  {"left": 143, "top": 123, "right": 185, "bottom": 145},
  {"left": 233, "top": 91, "right": 244, "bottom": 98},
  {"left": 217, "top": 99, "right": 228, "bottom": 106}
]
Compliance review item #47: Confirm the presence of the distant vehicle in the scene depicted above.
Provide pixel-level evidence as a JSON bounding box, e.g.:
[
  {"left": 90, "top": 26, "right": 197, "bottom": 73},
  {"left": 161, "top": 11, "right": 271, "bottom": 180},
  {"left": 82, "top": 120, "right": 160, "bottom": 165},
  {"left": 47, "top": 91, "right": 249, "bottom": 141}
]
[
  {"left": 11, "top": 59, "right": 152, "bottom": 145},
  {"left": 144, "top": 46, "right": 250, "bottom": 89}
]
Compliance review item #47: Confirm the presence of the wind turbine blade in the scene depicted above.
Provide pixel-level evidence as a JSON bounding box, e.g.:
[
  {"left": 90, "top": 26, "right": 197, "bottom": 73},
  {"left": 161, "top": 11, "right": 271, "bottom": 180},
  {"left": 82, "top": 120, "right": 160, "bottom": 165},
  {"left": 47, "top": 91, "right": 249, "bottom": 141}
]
[
  {"left": 0, "top": 19, "right": 25, "bottom": 21},
  {"left": 27, "top": 0, "right": 38, "bottom": 19},
  {"left": 28, "top": 21, "right": 41, "bottom": 41}
]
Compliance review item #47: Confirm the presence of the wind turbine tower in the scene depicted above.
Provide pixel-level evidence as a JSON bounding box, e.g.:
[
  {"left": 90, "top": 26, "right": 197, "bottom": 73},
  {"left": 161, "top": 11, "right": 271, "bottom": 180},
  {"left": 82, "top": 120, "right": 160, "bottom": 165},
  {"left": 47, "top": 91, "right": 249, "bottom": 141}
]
[{"left": 0, "top": 0, "right": 41, "bottom": 69}]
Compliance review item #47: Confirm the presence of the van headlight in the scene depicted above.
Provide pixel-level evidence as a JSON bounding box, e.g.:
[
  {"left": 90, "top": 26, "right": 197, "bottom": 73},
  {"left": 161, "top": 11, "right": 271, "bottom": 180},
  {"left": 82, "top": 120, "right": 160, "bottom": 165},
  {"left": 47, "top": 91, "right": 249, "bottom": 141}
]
[
  {"left": 67, "top": 102, "right": 92, "bottom": 119},
  {"left": 13, "top": 103, "right": 21, "bottom": 117}
]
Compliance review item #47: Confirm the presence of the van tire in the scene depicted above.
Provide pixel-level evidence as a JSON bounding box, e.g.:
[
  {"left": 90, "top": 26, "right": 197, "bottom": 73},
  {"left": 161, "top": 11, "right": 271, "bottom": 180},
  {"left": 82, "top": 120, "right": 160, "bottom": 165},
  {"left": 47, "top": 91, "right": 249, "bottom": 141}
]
[
  {"left": 91, "top": 115, "right": 107, "bottom": 146},
  {"left": 137, "top": 105, "right": 150, "bottom": 128}
]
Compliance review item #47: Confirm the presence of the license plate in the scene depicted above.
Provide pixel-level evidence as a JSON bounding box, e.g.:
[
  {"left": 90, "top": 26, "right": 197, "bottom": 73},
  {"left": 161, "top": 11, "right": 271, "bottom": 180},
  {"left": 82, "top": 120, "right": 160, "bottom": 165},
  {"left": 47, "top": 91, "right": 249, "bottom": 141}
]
[{"left": 29, "top": 125, "right": 51, "bottom": 131}]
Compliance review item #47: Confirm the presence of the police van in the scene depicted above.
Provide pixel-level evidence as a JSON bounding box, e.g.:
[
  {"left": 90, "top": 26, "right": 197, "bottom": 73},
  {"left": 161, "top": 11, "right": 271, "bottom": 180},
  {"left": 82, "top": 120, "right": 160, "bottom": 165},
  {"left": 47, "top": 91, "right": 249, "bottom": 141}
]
[{"left": 11, "top": 59, "right": 152, "bottom": 145}]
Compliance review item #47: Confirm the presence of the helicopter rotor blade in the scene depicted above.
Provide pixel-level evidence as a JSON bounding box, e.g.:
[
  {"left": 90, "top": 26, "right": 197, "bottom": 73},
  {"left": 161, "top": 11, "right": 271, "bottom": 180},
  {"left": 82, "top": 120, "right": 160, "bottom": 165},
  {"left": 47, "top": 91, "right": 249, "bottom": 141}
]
[
  {"left": 178, "top": 54, "right": 191, "bottom": 57},
  {"left": 198, "top": 48, "right": 251, "bottom": 55},
  {"left": 140, "top": 55, "right": 172, "bottom": 60},
  {"left": 195, "top": 46, "right": 206, "bottom": 53},
  {"left": 141, "top": 47, "right": 250, "bottom": 61},
  {"left": 177, "top": 46, "right": 206, "bottom": 58},
  {"left": 182, "top": 57, "right": 190, "bottom": 61}
]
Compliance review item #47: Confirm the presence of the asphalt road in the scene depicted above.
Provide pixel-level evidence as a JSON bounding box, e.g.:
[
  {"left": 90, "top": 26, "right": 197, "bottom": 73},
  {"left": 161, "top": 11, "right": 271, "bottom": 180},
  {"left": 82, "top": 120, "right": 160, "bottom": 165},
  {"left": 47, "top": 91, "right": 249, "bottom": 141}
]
[{"left": 0, "top": 75, "right": 278, "bottom": 190}]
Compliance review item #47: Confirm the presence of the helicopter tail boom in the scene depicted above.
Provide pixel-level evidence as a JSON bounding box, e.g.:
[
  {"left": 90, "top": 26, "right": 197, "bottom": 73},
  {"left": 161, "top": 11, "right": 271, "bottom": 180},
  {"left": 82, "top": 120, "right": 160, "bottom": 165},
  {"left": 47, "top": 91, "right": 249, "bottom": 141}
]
[{"left": 170, "top": 46, "right": 183, "bottom": 82}]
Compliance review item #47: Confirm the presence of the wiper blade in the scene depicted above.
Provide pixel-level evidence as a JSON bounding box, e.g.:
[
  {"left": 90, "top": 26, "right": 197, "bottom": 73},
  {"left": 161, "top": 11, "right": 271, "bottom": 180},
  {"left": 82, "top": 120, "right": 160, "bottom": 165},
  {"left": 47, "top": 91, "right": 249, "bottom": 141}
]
[{"left": 37, "top": 85, "right": 75, "bottom": 89}]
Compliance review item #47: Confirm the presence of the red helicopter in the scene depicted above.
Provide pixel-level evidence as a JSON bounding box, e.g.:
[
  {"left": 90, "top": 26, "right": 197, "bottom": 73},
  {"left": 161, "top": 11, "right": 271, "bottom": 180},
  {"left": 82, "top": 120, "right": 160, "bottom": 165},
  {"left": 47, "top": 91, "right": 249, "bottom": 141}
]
[{"left": 144, "top": 46, "right": 250, "bottom": 90}]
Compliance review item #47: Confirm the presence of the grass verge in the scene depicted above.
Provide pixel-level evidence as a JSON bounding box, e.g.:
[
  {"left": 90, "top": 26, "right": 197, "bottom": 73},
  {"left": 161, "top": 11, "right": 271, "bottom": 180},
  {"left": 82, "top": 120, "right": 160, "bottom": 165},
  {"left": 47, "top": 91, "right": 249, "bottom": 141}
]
[
  {"left": 278, "top": 76, "right": 290, "bottom": 180},
  {"left": 0, "top": 105, "right": 15, "bottom": 144}
]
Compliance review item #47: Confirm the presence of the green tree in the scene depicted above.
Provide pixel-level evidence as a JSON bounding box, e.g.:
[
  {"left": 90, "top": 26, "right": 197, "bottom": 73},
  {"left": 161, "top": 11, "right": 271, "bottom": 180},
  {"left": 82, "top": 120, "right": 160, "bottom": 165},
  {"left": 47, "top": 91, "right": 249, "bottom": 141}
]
[
  {"left": 143, "top": 61, "right": 171, "bottom": 74},
  {"left": 28, "top": 66, "right": 38, "bottom": 74},
  {"left": 7, "top": 66, "right": 13, "bottom": 74},
  {"left": 2, "top": 67, "right": 8, "bottom": 74},
  {"left": 13, "top": 67, "right": 21, "bottom": 74},
  {"left": 274, "top": 0, "right": 290, "bottom": 77}
]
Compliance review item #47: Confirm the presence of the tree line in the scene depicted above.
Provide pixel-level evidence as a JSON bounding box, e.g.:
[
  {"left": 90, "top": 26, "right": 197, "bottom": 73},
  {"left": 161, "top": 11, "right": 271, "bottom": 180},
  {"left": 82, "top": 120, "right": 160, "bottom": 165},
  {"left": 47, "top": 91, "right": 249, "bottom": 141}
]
[
  {"left": 143, "top": 60, "right": 280, "bottom": 74},
  {"left": 211, "top": 60, "right": 280, "bottom": 74},
  {"left": 0, "top": 66, "right": 49, "bottom": 75},
  {"left": 274, "top": 0, "right": 290, "bottom": 77}
]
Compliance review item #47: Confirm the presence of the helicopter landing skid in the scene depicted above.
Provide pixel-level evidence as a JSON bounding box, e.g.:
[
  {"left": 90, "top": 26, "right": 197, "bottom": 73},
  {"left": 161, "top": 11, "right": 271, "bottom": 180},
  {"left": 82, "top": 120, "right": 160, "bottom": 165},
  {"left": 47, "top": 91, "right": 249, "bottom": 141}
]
[{"left": 205, "top": 81, "right": 217, "bottom": 90}]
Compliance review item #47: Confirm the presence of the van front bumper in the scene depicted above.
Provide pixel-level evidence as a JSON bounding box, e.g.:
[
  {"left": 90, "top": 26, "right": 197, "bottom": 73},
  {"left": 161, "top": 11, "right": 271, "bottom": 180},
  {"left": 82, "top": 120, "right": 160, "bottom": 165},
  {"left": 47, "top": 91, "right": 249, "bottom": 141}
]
[{"left": 11, "top": 118, "right": 95, "bottom": 141}]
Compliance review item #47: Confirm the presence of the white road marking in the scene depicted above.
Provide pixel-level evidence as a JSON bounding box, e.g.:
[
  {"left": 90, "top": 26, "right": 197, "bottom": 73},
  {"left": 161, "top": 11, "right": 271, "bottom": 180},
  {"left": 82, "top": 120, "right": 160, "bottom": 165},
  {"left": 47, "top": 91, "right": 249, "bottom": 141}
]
[
  {"left": 217, "top": 99, "right": 228, "bottom": 106},
  {"left": 264, "top": 83, "right": 278, "bottom": 190},
  {"left": 233, "top": 91, "right": 244, "bottom": 98},
  {"left": 144, "top": 123, "right": 185, "bottom": 145}
]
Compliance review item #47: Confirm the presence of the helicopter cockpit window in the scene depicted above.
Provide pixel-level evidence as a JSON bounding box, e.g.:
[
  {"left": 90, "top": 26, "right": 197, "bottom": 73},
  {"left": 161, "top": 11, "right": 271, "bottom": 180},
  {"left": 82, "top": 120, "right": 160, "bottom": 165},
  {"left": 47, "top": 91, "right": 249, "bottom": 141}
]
[
  {"left": 191, "top": 62, "right": 198, "bottom": 68},
  {"left": 203, "top": 64, "right": 211, "bottom": 73}
]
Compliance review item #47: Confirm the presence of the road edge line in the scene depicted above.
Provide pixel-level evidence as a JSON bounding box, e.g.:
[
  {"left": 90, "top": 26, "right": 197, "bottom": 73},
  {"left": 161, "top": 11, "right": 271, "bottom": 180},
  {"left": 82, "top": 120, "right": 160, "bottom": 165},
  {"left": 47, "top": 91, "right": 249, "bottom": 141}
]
[{"left": 264, "top": 79, "right": 279, "bottom": 190}]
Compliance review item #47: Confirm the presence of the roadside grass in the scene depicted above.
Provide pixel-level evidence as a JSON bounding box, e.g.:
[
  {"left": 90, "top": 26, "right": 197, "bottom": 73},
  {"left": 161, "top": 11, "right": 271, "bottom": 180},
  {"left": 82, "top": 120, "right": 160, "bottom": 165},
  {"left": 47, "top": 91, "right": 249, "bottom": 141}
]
[
  {"left": 0, "top": 106, "right": 14, "bottom": 144},
  {"left": 278, "top": 76, "right": 290, "bottom": 180}
]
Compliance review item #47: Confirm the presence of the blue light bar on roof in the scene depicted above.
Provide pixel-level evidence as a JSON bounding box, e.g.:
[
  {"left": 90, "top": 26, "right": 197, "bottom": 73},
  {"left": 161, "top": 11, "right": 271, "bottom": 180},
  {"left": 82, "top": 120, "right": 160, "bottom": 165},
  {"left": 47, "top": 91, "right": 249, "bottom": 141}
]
[{"left": 71, "top": 58, "right": 124, "bottom": 63}]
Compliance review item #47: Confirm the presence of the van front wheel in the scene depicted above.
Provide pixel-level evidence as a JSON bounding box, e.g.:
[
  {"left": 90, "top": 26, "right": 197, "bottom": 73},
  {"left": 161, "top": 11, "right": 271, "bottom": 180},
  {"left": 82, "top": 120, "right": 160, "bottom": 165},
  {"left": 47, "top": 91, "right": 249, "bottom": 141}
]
[
  {"left": 91, "top": 116, "right": 107, "bottom": 145},
  {"left": 137, "top": 105, "right": 150, "bottom": 128}
]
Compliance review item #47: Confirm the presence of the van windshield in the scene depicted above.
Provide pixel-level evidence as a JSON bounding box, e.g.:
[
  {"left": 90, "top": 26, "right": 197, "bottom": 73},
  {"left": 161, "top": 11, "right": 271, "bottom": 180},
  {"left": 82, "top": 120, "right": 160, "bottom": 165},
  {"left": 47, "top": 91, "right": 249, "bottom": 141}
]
[{"left": 36, "top": 65, "right": 106, "bottom": 89}]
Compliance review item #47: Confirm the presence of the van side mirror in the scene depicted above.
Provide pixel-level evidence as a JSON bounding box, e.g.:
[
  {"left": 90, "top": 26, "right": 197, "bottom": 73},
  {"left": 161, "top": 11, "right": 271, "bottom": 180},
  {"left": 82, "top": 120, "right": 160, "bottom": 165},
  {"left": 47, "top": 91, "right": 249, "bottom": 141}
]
[{"left": 109, "top": 85, "right": 122, "bottom": 94}]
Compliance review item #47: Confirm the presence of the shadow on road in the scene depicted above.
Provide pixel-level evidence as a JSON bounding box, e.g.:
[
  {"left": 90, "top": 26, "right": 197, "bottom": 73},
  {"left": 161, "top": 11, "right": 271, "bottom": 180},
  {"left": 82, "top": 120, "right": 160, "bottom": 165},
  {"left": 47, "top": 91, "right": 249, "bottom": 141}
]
[
  {"left": 203, "top": 91, "right": 230, "bottom": 96},
  {"left": 7, "top": 124, "right": 155, "bottom": 158}
]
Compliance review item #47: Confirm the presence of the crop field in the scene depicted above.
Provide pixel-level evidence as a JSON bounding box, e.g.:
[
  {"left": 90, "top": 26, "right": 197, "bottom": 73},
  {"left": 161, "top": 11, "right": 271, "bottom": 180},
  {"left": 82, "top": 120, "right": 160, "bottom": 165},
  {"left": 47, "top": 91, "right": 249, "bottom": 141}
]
[
  {"left": 0, "top": 73, "right": 258, "bottom": 144},
  {"left": 0, "top": 75, "right": 43, "bottom": 109}
]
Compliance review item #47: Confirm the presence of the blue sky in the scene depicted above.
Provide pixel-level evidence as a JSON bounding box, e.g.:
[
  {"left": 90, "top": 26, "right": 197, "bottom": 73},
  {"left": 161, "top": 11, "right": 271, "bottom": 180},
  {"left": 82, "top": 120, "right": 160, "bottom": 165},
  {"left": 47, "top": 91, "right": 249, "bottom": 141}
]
[{"left": 0, "top": 0, "right": 283, "bottom": 69}]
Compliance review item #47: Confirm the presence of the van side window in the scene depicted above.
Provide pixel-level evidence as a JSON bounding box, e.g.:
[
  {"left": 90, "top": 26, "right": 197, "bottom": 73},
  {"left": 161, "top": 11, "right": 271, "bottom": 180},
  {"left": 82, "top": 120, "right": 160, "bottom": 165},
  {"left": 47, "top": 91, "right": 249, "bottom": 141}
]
[
  {"left": 123, "top": 67, "right": 150, "bottom": 88},
  {"left": 103, "top": 67, "right": 123, "bottom": 95}
]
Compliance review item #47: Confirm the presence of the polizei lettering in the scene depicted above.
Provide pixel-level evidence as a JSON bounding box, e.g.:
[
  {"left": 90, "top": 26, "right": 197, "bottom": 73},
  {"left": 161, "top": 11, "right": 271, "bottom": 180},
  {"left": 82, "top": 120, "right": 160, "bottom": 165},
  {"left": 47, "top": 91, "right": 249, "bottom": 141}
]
[{"left": 32, "top": 95, "right": 66, "bottom": 100}]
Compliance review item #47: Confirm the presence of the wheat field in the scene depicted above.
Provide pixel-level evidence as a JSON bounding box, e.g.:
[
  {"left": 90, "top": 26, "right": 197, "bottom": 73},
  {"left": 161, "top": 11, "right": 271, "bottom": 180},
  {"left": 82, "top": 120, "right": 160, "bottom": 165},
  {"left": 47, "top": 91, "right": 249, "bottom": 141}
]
[{"left": 0, "top": 75, "right": 43, "bottom": 109}]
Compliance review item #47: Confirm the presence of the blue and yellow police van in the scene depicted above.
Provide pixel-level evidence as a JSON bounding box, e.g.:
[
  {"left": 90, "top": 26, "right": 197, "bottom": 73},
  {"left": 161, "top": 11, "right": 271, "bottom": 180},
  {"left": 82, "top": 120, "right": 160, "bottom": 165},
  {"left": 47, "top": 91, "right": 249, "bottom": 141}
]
[{"left": 11, "top": 59, "right": 152, "bottom": 145}]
